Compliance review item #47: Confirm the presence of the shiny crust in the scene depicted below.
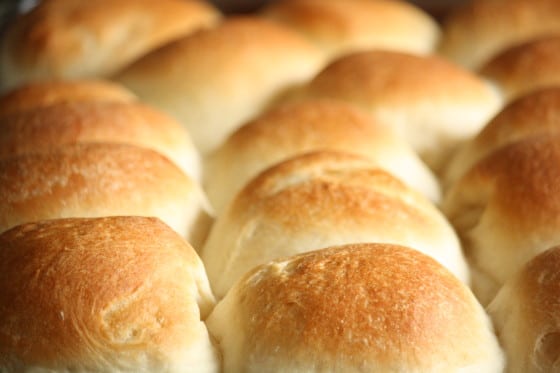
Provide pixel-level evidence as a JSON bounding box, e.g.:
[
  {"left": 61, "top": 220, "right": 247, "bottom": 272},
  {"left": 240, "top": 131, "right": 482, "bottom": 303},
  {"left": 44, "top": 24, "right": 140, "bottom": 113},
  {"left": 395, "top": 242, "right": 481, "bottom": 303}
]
[
  {"left": 443, "top": 134, "right": 560, "bottom": 304},
  {"left": 0, "top": 216, "right": 218, "bottom": 372},
  {"left": 0, "top": 143, "right": 211, "bottom": 249},
  {"left": 0, "top": 100, "right": 201, "bottom": 180},
  {"left": 207, "top": 243, "right": 503, "bottom": 372},
  {"left": 261, "top": 0, "right": 439, "bottom": 58},
  {"left": 0, "top": 0, "right": 221, "bottom": 90},
  {"left": 480, "top": 35, "right": 560, "bottom": 101},
  {"left": 438, "top": 0, "right": 560, "bottom": 69},
  {"left": 202, "top": 151, "right": 467, "bottom": 299},
  {"left": 204, "top": 99, "right": 440, "bottom": 214},
  {"left": 300, "top": 50, "right": 502, "bottom": 172},
  {"left": 116, "top": 16, "right": 325, "bottom": 154}
]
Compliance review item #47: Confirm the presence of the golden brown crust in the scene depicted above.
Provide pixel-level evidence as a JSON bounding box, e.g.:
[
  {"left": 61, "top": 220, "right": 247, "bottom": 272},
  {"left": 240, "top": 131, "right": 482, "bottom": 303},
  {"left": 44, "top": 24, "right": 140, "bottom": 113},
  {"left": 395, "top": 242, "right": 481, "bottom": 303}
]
[
  {"left": 0, "top": 79, "right": 136, "bottom": 118},
  {"left": 480, "top": 35, "right": 560, "bottom": 101},
  {"left": 207, "top": 243, "right": 503, "bottom": 372},
  {"left": 202, "top": 151, "right": 466, "bottom": 299},
  {"left": 300, "top": 50, "right": 502, "bottom": 171},
  {"left": 444, "top": 87, "right": 560, "bottom": 187},
  {"left": 0, "top": 216, "right": 218, "bottom": 372},
  {"left": 0, "top": 143, "right": 211, "bottom": 249},
  {"left": 0, "top": 100, "right": 200, "bottom": 179},
  {"left": 116, "top": 16, "right": 325, "bottom": 154},
  {"left": 204, "top": 98, "right": 440, "bottom": 213},
  {"left": 0, "top": 0, "right": 221, "bottom": 90},
  {"left": 261, "top": 0, "right": 439, "bottom": 58},
  {"left": 438, "top": 0, "right": 560, "bottom": 69}
]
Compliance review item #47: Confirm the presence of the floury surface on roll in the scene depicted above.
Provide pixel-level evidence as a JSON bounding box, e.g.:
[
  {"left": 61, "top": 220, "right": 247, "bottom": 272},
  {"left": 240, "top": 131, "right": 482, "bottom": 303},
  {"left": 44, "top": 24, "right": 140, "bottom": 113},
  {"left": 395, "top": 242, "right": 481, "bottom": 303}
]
[
  {"left": 0, "top": 79, "right": 136, "bottom": 118},
  {"left": 443, "top": 134, "right": 560, "bottom": 305},
  {"left": 0, "top": 143, "right": 212, "bottom": 250},
  {"left": 202, "top": 151, "right": 468, "bottom": 299},
  {"left": 205, "top": 99, "right": 440, "bottom": 214},
  {"left": 260, "top": 0, "right": 440, "bottom": 59},
  {"left": 488, "top": 245, "right": 560, "bottom": 373},
  {"left": 0, "top": 0, "right": 222, "bottom": 91},
  {"left": 296, "top": 49, "right": 502, "bottom": 173},
  {"left": 115, "top": 16, "right": 325, "bottom": 155},
  {"left": 0, "top": 216, "right": 219, "bottom": 373},
  {"left": 0, "top": 100, "right": 201, "bottom": 181},
  {"left": 206, "top": 243, "right": 503, "bottom": 373}
]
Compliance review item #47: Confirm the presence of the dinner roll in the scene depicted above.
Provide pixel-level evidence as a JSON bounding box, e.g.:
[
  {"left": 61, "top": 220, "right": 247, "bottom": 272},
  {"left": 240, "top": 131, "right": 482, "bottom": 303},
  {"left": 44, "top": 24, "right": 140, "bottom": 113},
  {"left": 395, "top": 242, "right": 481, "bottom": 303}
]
[
  {"left": 202, "top": 151, "right": 467, "bottom": 299},
  {"left": 442, "top": 134, "right": 560, "bottom": 305},
  {"left": 115, "top": 16, "right": 325, "bottom": 154},
  {"left": 0, "top": 100, "right": 201, "bottom": 180},
  {"left": 488, "top": 245, "right": 560, "bottom": 373},
  {"left": 0, "top": 216, "right": 218, "bottom": 373},
  {"left": 206, "top": 243, "right": 503, "bottom": 373},
  {"left": 205, "top": 99, "right": 440, "bottom": 214},
  {"left": 0, "top": 143, "right": 211, "bottom": 250},
  {"left": 444, "top": 87, "right": 560, "bottom": 188},
  {"left": 261, "top": 0, "right": 440, "bottom": 59},
  {"left": 438, "top": 0, "right": 560, "bottom": 69},
  {"left": 0, "top": 79, "right": 136, "bottom": 118},
  {"left": 297, "top": 50, "right": 502, "bottom": 172},
  {"left": 0, "top": 0, "right": 221, "bottom": 91},
  {"left": 480, "top": 35, "right": 560, "bottom": 101}
]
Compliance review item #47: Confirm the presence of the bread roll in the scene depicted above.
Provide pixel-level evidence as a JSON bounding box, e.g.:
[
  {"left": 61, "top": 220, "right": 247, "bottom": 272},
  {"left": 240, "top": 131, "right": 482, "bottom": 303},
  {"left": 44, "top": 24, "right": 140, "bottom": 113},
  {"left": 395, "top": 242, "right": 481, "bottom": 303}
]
[
  {"left": 480, "top": 35, "right": 560, "bottom": 101},
  {"left": 261, "top": 0, "right": 440, "bottom": 59},
  {"left": 202, "top": 151, "right": 467, "bottom": 299},
  {"left": 0, "top": 143, "right": 211, "bottom": 250},
  {"left": 297, "top": 50, "right": 502, "bottom": 172},
  {"left": 444, "top": 87, "right": 560, "bottom": 188},
  {"left": 206, "top": 243, "right": 503, "bottom": 373},
  {"left": 205, "top": 99, "right": 440, "bottom": 214},
  {"left": 0, "top": 216, "right": 218, "bottom": 373},
  {"left": 0, "top": 0, "right": 221, "bottom": 91},
  {"left": 0, "top": 79, "right": 136, "bottom": 118},
  {"left": 488, "top": 245, "right": 560, "bottom": 373},
  {"left": 442, "top": 134, "right": 560, "bottom": 305},
  {"left": 0, "top": 100, "right": 201, "bottom": 180},
  {"left": 438, "top": 0, "right": 560, "bottom": 69},
  {"left": 115, "top": 17, "right": 325, "bottom": 154}
]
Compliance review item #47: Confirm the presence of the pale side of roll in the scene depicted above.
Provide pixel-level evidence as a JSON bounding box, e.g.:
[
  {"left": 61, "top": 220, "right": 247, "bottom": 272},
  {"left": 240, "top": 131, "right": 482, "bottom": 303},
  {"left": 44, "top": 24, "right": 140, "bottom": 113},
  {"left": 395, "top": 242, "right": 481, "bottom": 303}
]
[
  {"left": 0, "top": 100, "right": 201, "bottom": 181},
  {"left": 205, "top": 99, "right": 440, "bottom": 214},
  {"left": 0, "top": 143, "right": 212, "bottom": 250},
  {"left": 115, "top": 16, "right": 325, "bottom": 155},
  {"left": 0, "top": 216, "right": 218, "bottom": 373},
  {"left": 202, "top": 151, "right": 468, "bottom": 299},
  {"left": 206, "top": 243, "right": 503, "bottom": 373},
  {"left": 0, "top": 0, "right": 222, "bottom": 91}
]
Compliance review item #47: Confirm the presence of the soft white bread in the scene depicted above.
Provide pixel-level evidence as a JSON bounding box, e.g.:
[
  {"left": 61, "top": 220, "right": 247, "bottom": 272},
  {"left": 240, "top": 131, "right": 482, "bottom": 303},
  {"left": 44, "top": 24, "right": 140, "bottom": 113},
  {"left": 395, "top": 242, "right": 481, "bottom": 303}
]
[
  {"left": 202, "top": 151, "right": 467, "bottom": 299},
  {"left": 480, "top": 35, "right": 560, "bottom": 102},
  {"left": 444, "top": 87, "right": 560, "bottom": 188},
  {"left": 0, "top": 0, "right": 221, "bottom": 91},
  {"left": 205, "top": 99, "right": 440, "bottom": 214},
  {"left": 0, "top": 216, "right": 218, "bottom": 373},
  {"left": 0, "top": 100, "right": 201, "bottom": 180},
  {"left": 206, "top": 243, "right": 503, "bottom": 373},
  {"left": 260, "top": 0, "right": 440, "bottom": 59},
  {"left": 438, "top": 0, "right": 560, "bottom": 69},
  {"left": 442, "top": 134, "right": 560, "bottom": 305},
  {"left": 0, "top": 143, "right": 211, "bottom": 250},
  {"left": 297, "top": 50, "right": 502, "bottom": 172},
  {"left": 115, "top": 16, "right": 325, "bottom": 154},
  {"left": 0, "top": 79, "right": 136, "bottom": 118},
  {"left": 488, "top": 245, "right": 560, "bottom": 373}
]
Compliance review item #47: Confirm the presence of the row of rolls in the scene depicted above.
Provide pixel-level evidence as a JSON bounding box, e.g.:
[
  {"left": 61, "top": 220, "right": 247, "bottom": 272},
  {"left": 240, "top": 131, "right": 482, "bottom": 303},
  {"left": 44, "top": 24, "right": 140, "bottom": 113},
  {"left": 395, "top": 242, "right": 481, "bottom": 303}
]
[{"left": 2, "top": 0, "right": 560, "bottom": 371}]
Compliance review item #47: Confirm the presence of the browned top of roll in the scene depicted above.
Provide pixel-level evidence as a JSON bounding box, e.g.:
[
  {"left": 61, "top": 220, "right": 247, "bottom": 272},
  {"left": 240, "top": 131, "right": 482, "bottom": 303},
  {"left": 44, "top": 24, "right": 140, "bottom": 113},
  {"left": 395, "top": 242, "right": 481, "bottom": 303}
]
[
  {"left": 0, "top": 216, "right": 218, "bottom": 372},
  {"left": 0, "top": 79, "right": 136, "bottom": 118},
  {"left": 206, "top": 243, "right": 503, "bottom": 372}
]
